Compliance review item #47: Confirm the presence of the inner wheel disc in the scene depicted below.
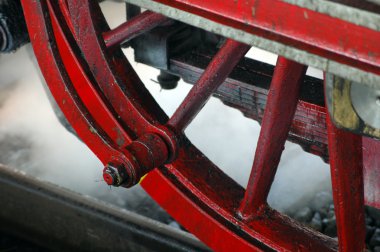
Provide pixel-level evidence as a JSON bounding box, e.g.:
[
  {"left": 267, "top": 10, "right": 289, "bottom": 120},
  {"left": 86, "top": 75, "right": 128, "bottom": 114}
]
[{"left": 21, "top": 0, "right": 367, "bottom": 251}]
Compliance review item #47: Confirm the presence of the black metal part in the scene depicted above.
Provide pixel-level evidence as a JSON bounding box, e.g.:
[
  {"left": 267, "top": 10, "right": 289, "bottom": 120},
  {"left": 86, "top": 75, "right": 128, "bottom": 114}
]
[
  {"left": 0, "top": 165, "right": 210, "bottom": 252},
  {"left": 131, "top": 22, "right": 201, "bottom": 70},
  {"left": 0, "top": 0, "right": 29, "bottom": 52},
  {"left": 157, "top": 70, "right": 180, "bottom": 89},
  {"left": 126, "top": 3, "right": 141, "bottom": 20}
]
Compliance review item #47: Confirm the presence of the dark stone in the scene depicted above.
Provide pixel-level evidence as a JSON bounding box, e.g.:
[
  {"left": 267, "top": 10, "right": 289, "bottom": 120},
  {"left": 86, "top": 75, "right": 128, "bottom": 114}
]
[
  {"left": 319, "top": 210, "right": 327, "bottom": 220},
  {"left": 367, "top": 225, "right": 376, "bottom": 243},
  {"left": 323, "top": 216, "right": 337, "bottom": 237},
  {"left": 309, "top": 212, "right": 322, "bottom": 232},
  {"left": 367, "top": 217, "right": 375, "bottom": 226},
  {"left": 310, "top": 192, "right": 333, "bottom": 217},
  {"left": 374, "top": 246, "right": 380, "bottom": 252},
  {"left": 370, "top": 229, "right": 380, "bottom": 248},
  {"left": 326, "top": 204, "right": 335, "bottom": 219},
  {"left": 310, "top": 192, "right": 333, "bottom": 213},
  {"left": 329, "top": 204, "right": 335, "bottom": 212},
  {"left": 368, "top": 207, "right": 380, "bottom": 224},
  {"left": 294, "top": 207, "right": 313, "bottom": 223}
]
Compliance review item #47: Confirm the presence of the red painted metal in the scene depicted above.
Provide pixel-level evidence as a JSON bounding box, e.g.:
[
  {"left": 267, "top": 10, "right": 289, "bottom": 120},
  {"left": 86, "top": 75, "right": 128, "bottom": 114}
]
[
  {"left": 363, "top": 137, "right": 380, "bottom": 209},
  {"left": 143, "top": 150, "right": 338, "bottom": 251},
  {"left": 49, "top": 1, "right": 163, "bottom": 187},
  {"left": 239, "top": 57, "right": 307, "bottom": 218},
  {"left": 141, "top": 169, "right": 263, "bottom": 252},
  {"left": 152, "top": 0, "right": 380, "bottom": 76},
  {"left": 326, "top": 114, "right": 366, "bottom": 251},
  {"left": 21, "top": 0, "right": 127, "bottom": 169},
  {"left": 103, "top": 11, "right": 169, "bottom": 48},
  {"left": 168, "top": 39, "right": 250, "bottom": 132},
  {"left": 20, "top": 0, "right": 379, "bottom": 251},
  {"left": 66, "top": 1, "right": 179, "bottom": 157}
]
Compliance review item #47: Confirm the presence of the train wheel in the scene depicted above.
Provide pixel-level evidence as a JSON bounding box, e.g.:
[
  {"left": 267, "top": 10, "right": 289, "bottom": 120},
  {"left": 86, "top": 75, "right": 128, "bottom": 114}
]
[{"left": 21, "top": 1, "right": 366, "bottom": 251}]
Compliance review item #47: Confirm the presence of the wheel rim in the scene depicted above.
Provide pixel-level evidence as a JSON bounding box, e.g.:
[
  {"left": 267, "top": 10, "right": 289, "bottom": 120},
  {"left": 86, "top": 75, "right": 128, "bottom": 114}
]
[{"left": 21, "top": 1, "right": 367, "bottom": 251}]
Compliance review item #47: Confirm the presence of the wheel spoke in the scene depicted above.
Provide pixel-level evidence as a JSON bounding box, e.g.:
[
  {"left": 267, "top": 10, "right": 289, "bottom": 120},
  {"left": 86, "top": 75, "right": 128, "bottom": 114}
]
[
  {"left": 326, "top": 113, "right": 365, "bottom": 251},
  {"left": 238, "top": 57, "right": 307, "bottom": 218},
  {"left": 103, "top": 11, "right": 168, "bottom": 48},
  {"left": 167, "top": 39, "right": 250, "bottom": 132}
]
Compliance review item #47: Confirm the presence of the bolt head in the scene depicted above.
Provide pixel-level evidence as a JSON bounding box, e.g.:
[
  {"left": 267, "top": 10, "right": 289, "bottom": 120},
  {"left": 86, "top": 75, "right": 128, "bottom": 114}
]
[
  {"left": 103, "top": 171, "right": 115, "bottom": 185},
  {"left": 103, "top": 165, "right": 124, "bottom": 186}
]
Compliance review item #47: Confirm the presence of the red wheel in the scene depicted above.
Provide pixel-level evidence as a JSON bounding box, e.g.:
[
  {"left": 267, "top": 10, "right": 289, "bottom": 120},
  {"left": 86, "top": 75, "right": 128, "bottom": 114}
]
[{"left": 21, "top": 1, "right": 369, "bottom": 251}]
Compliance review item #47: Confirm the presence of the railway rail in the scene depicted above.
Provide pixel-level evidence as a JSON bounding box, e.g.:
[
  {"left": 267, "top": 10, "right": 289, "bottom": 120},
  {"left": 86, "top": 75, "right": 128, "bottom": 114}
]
[{"left": 0, "top": 165, "right": 210, "bottom": 252}]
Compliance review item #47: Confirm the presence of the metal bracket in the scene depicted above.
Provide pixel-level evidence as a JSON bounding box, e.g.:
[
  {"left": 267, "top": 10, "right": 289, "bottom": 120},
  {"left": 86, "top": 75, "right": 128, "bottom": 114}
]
[
  {"left": 325, "top": 73, "right": 380, "bottom": 139},
  {"left": 131, "top": 22, "right": 201, "bottom": 70}
]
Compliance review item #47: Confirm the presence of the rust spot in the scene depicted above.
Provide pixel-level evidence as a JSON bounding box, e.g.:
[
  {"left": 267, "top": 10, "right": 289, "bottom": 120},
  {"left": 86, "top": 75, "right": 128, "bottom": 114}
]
[
  {"left": 368, "top": 51, "right": 377, "bottom": 60},
  {"left": 303, "top": 11, "right": 308, "bottom": 19},
  {"left": 332, "top": 77, "right": 359, "bottom": 130},
  {"left": 89, "top": 126, "right": 97, "bottom": 134},
  {"left": 252, "top": 0, "right": 260, "bottom": 18},
  {"left": 114, "top": 127, "right": 126, "bottom": 147}
]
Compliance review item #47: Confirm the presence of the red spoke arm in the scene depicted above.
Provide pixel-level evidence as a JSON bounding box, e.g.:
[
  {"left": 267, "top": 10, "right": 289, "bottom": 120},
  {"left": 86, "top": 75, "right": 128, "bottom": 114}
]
[
  {"left": 238, "top": 57, "right": 307, "bottom": 218},
  {"left": 326, "top": 114, "right": 366, "bottom": 251},
  {"left": 103, "top": 11, "right": 169, "bottom": 48},
  {"left": 167, "top": 39, "right": 250, "bottom": 132}
]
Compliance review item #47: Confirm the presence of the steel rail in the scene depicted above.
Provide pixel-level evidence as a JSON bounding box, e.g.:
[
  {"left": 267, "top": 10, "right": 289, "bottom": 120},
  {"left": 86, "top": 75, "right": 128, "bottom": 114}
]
[{"left": 0, "top": 165, "right": 210, "bottom": 252}]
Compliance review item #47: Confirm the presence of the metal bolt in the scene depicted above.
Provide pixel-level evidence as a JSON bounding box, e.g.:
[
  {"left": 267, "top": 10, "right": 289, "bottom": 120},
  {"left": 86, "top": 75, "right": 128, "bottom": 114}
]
[
  {"left": 103, "top": 165, "right": 125, "bottom": 186},
  {"left": 102, "top": 132, "right": 173, "bottom": 188}
]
